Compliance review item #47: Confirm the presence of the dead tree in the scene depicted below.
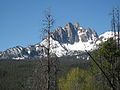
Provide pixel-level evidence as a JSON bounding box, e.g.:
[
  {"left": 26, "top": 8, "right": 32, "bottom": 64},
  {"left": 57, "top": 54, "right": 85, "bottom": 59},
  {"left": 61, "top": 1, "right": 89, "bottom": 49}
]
[
  {"left": 42, "top": 9, "right": 59, "bottom": 90},
  {"left": 110, "top": 7, "right": 120, "bottom": 90},
  {"left": 85, "top": 7, "right": 120, "bottom": 90}
]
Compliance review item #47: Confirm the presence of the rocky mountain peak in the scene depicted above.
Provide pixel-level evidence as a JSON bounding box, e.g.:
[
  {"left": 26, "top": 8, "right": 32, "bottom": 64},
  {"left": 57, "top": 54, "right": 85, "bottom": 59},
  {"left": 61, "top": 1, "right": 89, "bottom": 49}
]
[
  {"left": 62, "top": 22, "right": 97, "bottom": 43},
  {"left": 74, "top": 22, "right": 80, "bottom": 29},
  {"left": 0, "top": 22, "right": 111, "bottom": 60}
]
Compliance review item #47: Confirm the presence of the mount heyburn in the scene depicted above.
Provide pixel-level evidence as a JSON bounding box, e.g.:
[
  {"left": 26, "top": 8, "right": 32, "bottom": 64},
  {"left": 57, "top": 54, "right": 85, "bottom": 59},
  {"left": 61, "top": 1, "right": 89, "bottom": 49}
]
[{"left": 0, "top": 22, "right": 114, "bottom": 60}]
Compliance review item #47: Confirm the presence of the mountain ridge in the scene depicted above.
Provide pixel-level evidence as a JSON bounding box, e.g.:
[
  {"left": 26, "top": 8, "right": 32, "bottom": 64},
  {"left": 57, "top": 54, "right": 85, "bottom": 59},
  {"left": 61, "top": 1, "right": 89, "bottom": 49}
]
[{"left": 0, "top": 22, "right": 113, "bottom": 60}]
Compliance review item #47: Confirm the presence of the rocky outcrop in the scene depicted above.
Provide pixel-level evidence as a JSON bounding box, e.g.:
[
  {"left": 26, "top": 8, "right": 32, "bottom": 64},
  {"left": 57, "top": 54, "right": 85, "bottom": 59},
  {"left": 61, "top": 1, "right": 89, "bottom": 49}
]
[{"left": 52, "top": 22, "right": 98, "bottom": 44}]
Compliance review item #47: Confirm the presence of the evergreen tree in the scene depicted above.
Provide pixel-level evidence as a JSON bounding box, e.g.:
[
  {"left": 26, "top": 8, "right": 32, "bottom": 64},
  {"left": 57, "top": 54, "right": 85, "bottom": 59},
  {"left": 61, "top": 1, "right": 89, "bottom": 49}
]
[{"left": 91, "top": 38, "right": 120, "bottom": 90}]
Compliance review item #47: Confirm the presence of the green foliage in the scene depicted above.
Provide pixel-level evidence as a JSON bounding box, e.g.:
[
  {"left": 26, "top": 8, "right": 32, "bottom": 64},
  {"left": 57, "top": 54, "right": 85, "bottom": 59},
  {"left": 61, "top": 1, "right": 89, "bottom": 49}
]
[
  {"left": 0, "top": 54, "right": 114, "bottom": 90},
  {"left": 91, "top": 38, "right": 120, "bottom": 89},
  {"left": 0, "top": 58, "right": 91, "bottom": 90},
  {"left": 58, "top": 67, "right": 98, "bottom": 90}
]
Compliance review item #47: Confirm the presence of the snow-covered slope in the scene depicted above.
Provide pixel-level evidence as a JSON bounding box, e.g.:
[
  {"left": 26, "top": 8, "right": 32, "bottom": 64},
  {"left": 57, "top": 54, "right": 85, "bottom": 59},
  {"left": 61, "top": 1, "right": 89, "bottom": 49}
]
[
  {"left": 40, "top": 37, "right": 68, "bottom": 57},
  {"left": 0, "top": 22, "right": 114, "bottom": 60},
  {"left": 99, "top": 31, "right": 114, "bottom": 41}
]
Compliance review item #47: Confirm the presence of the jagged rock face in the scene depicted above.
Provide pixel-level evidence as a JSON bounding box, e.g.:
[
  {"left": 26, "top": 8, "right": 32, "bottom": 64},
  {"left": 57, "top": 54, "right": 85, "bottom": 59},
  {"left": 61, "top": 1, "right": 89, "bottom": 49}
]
[
  {"left": 74, "top": 22, "right": 80, "bottom": 29},
  {"left": 64, "top": 22, "right": 78, "bottom": 44},
  {"left": 0, "top": 22, "right": 102, "bottom": 60},
  {"left": 52, "top": 27, "right": 68, "bottom": 43},
  {"left": 52, "top": 22, "right": 79, "bottom": 44},
  {"left": 52, "top": 22, "right": 98, "bottom": 44}
]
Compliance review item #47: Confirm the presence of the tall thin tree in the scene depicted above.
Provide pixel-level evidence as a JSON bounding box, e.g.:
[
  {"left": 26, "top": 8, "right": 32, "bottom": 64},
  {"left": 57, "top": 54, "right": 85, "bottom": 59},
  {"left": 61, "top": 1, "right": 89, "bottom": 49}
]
[{"left": 42, "top": 9, "right": 56, "bottom": 90}]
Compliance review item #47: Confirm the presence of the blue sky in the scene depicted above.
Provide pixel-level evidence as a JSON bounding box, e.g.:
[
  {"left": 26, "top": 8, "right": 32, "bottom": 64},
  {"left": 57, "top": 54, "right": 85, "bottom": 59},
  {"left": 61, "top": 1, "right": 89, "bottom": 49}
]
[{"left": 0, "top": 0, "right": 120, "bottom": 51}]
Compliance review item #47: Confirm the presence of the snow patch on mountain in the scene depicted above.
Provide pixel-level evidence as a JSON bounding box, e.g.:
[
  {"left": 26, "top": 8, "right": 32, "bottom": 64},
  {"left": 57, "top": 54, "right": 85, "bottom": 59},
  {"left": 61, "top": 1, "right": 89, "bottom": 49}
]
[
  {"left": 99, "top": 31, "right": 114, "bottom": 42},
  {"left": 63, "top": 41, "right": 96, "bottom": 51},
  {"left": 13, "top": 57, "right": 25, "bottom": 60},
  {"left": 40, "top": 37, "right": 67, "bottom": 57}
]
